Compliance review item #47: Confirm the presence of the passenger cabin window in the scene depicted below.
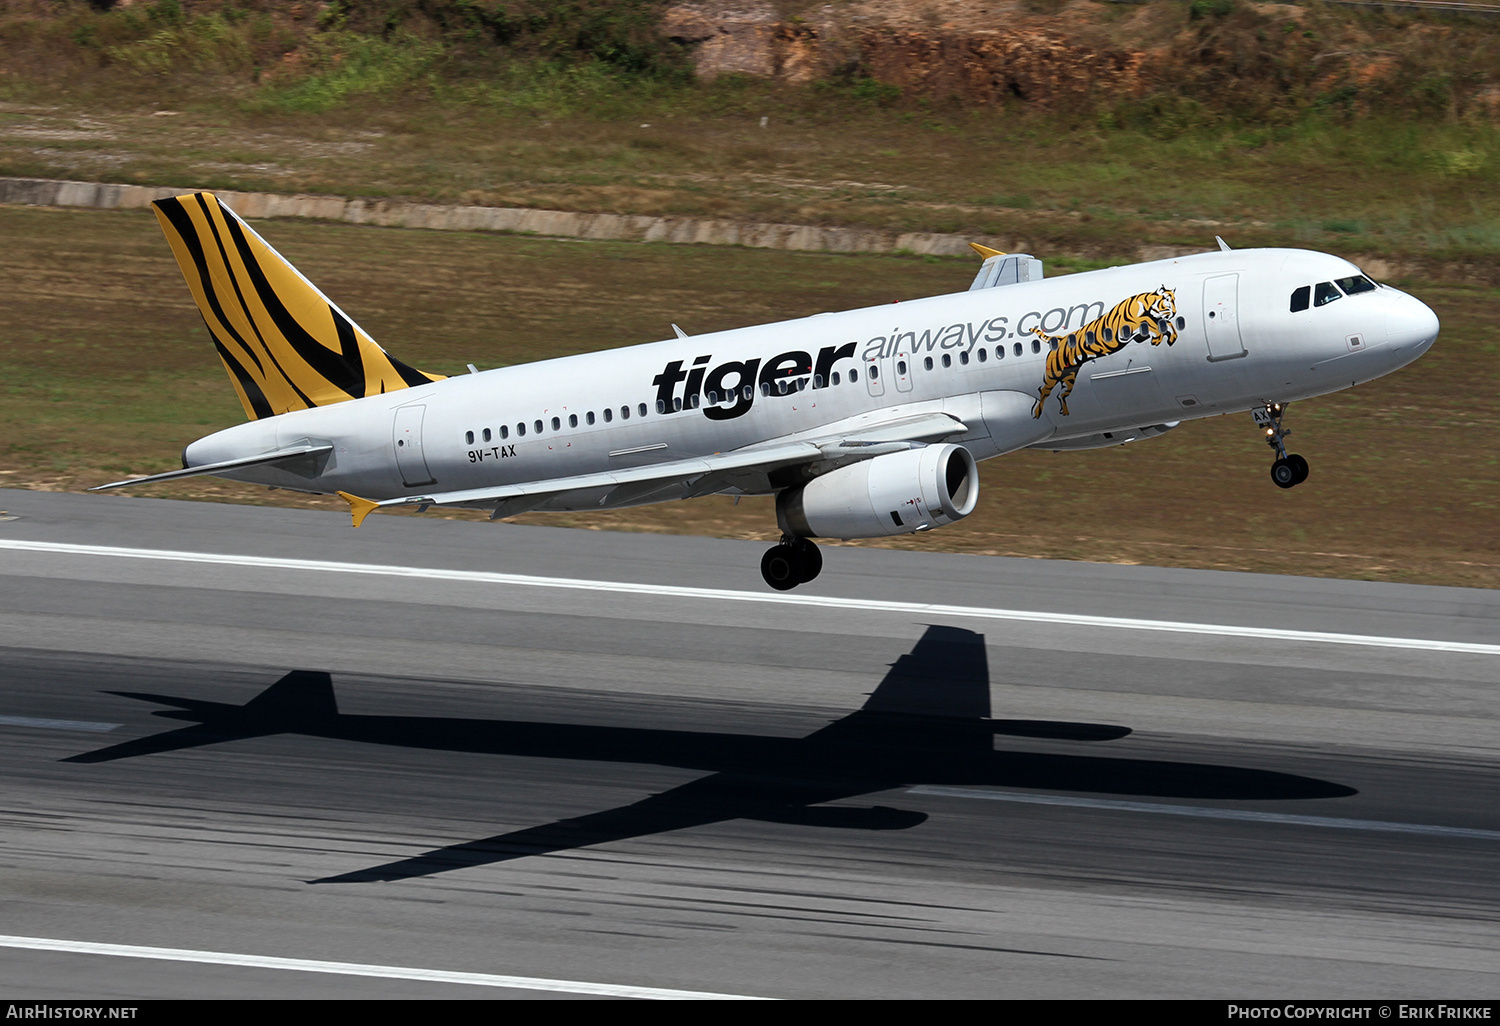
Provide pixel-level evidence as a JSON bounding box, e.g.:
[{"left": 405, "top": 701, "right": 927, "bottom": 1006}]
[
  {"left": 500, "top": 425, "right": 509, "bottom": 440},
  {"left": 620, "top": 406, "right": 629, "bottom": 420},
  {"left": 1314, "top": 281, "right": 1343, "bottom": 307},
  {"left": 1290, "top": 286, "right": 1311, "bottom": 313},
  {"left": 482, "top": 428, "right": 492, "bottom": 442},
  {"left": 1031, "top": 340, "right": 1041, "bottom": 354},
  {"left": 638, "top": 403, "right": 648, "bottom": 417},
  {"left": 465, "top": 430, "right": 474, "bottom": 445},
  {"left": 850, "top": 368, "right": 859, "bottom": 382},
  {"left": 586, "top": 411, "right": 595, "bottom": 425},
  {"left": 977, "top": 348, "right": 987, "bottom": 363},
  {"left": 517, "top": 422, "right": 526, "bottom": 437},
  {"left": 942, "top": 354, "right": 952, "bottom": 368},
  {"left": 551, "top": 417, "right": 560, "bottom": 431},
  {"left": 1335, "top": 274, "right": 1376, "bottom": 295},
  {"left": 1013, "top": 342, "right": 1022, "bottom": 357},
  {"left": 959, "top": 351, "right": 969, "bottom": 366},
  {"left": 603, "top": 408, "right": 613, "bottom": 423},
  {"left": 535, "top": 419, "right": 544, "bottom": 434},
  {"left": 569, "top": 414, "right": 578, "bottom": 428},
  {"left": 832, "top": 371, "right": 841, "bottom": 385}
]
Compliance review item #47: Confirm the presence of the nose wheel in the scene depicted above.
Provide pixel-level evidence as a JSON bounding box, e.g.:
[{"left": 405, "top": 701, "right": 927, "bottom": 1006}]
[
  {"left": 761, "top": 536, "right": 823, "bottom": 590},
  {"left": 1254, "top": 403, "right": 1309, "bottom": 489},
  {"left": 1271, "top": 453, "right": 1308, "bottom": 489}
]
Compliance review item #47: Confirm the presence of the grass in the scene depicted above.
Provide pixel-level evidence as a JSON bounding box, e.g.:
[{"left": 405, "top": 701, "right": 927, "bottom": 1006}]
[
  {"left": 1, "top": 62, "right": 1498, "bottom": 267},
  {"left": 2, "top": 204, "right": 1497, "bottom": 589},
  {"left": 2, "top": 0, "right": 1498, "bottom": 262}
]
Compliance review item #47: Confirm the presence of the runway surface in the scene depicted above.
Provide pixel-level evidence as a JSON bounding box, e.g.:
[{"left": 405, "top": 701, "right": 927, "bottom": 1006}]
[{"left": 0, "top": 488, "right": 1497, "bottom": 999}]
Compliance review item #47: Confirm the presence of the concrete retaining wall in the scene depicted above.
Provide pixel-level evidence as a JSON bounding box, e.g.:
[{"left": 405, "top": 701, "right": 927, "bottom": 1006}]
[
  {"left": 0, "top": 175, "right": 1010, "bottom": 259},
  {"left": 1, "top": 175, "right": 1473, "bottom": 283}
]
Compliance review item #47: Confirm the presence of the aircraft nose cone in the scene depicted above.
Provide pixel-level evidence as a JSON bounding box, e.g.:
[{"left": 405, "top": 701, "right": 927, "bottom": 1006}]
[{"left": 1385, "top": 290, "right": 1440, "bottom": 351}]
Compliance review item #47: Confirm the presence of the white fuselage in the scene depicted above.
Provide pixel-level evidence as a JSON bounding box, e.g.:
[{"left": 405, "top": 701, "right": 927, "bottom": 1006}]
[{"left": 186, "top": 248, "right": 1439, "bottom": 509}]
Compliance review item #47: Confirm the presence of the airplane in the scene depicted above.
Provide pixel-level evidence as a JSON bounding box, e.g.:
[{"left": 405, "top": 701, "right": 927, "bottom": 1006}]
[{"left": 94, "top": 192, "right": 1440, "bottom": 590}]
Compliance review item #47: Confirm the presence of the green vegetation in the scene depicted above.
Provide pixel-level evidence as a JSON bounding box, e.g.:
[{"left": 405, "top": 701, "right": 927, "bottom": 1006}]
[
  {"left": 2, "top": 205, "right": 1496, "bottom": 589},
  {"left": 6, "top": 0, "right": 1494, "bottom": 119},
  {"left": 0, "top": 2, "right": 1497, "bottom": 264}
]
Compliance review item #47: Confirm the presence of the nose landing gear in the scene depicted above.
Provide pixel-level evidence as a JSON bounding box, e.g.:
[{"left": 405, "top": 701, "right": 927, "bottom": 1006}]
[
  {"left": 1254, "top": 402, "right": 1309, "bottom": 489},
  {"left": 760, "top": 536, "right": 823, "bottom": 590}
]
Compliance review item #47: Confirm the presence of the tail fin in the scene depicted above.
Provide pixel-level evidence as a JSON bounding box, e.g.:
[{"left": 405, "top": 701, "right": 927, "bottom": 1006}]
[{"left": 152, "top": 192, "right": 443, "bottom": 420}]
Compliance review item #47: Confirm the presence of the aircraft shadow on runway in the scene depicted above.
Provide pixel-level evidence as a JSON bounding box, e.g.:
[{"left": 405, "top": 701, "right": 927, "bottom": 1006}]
[{"left": 66, "top": 625, "right": 1356, "bottom": 883}]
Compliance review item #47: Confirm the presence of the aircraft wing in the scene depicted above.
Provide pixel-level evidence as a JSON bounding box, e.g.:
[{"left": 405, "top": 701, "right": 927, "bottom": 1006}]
[
  {"left": 343, "top": 440, "right": 823, "bottom": 525},
  {"left": 341, "top": 411, "right": 968, "bottom": 526}
]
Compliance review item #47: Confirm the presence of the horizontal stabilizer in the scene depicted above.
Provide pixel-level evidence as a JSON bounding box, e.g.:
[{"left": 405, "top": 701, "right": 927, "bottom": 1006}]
[{"left": 89, "top": 443, "right": 333, "bottom": 491}]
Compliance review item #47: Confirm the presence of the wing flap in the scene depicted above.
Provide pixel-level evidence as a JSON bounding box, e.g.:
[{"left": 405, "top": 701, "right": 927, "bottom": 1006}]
[{"left": 811, "top": 411, "right": 966, "bottom": 452}]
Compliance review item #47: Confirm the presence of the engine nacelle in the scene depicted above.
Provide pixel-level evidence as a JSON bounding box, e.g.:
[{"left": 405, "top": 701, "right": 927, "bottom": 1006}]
[{"left": 776, "top": 444, "right": 979, "bottom": 540}]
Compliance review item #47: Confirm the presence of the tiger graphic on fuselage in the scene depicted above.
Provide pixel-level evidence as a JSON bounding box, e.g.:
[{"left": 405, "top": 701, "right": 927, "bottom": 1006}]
[{"left": 1031, "top": 287, "right": 1181, "bottom": 418}]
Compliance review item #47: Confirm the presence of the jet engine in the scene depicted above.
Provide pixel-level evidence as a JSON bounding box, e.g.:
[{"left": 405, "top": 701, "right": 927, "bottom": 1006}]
[{"left": 776, "top": 444, "right": 979, "bottom": 540}]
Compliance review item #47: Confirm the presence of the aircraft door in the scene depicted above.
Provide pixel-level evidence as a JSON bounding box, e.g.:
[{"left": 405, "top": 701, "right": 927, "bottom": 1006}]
[
  {"left": 1203, "top": 274, "right": 1247, "bottom": 361},
  {"left": 393, "top": 404, "right": 436, "bottom": 487},
  {"left": 893, "top": 348, "right": 914, "bottom": 393},
  {"left": 865, "top": 352, "right": 886, "bottom": 397}
]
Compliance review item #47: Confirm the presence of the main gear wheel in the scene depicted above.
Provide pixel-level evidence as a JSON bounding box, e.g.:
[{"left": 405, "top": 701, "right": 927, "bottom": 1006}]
[{"left": 760, "top": 537, "right": 823, "bottom": 590}]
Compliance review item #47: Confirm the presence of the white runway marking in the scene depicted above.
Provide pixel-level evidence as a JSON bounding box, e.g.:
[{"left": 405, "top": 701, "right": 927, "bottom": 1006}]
[
  {"left": 0, "top": 715, "right": 119, "bottom": 733},
  {"left": 0, "top": 935, "right": 765, "bottom": 999},
  {"left": 911, "top": 787, "right": 1500, "bottom": 841},
  {"left": 3, "top": 539, "right": 1497, "bottom": 657}
]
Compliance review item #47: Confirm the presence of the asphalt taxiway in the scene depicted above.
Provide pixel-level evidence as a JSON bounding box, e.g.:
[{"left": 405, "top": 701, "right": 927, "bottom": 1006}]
[{"left": 0, "top": 489, "right": 1496, "bottom": 998}]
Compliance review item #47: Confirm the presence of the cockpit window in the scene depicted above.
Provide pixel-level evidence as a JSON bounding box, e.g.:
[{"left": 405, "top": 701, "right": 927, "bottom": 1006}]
[
  {"left": 1335, "top": 274, "right": 1376, "bottom": 295},
  {"left": 1313, "top": 281, "right": 1343, "bottom": 307},
  {"left": 1290, "top": 286, "right": 1311, "bottom": 313}
]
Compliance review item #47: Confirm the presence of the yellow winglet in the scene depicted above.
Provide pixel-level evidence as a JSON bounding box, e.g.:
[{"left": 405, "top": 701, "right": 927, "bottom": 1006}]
[
  {"left": 969, "top": 242, "right": 1005, "bottom": 260},
  {"left": 337, "top": 491, "right": 381, "bottom": 528}
]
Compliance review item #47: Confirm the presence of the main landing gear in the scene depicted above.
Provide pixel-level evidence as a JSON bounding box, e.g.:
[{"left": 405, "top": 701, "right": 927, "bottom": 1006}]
[
  {"left": 761, "top": 536, "right": 823, "bottom": 591},
  {"left": 1254, "top": 402, "right": 1309, "bottom": 489}
]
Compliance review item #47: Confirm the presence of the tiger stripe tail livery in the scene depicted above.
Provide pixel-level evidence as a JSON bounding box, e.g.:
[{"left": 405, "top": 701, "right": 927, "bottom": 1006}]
[{"left": 152, "top": 193, "right": 443, "bottom": 420}]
